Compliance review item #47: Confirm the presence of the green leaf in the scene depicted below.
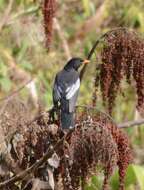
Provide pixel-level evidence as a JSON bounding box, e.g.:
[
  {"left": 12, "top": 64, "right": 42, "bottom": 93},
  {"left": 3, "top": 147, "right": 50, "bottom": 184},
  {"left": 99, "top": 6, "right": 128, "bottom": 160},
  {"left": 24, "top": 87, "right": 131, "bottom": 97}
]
[
  {"left": 110, "top": 165, "right": 144, "bottom": 190},
  {"left": 125, "top": 165, "right": 137, "bottom": 187},
  {"left": 91, "top": 175, "right": 102, "bottom": 189},
  {"left": 110, "top": 170, "right": 119, "bottom": 190},
  {"left": 132, "top": 165, "right": 144, "bottom": 190},
  {"left": 86, "top": 186, "right": 96, "bottom": 190},
  {"left": 17, "top": 42, "right": 28, "bottom": 62},
  {"left": 85, "top": 185, "right": 94, "bottom": 190},
  {"left": 85, "top": 174, "right": 102, "bottom": 190}
]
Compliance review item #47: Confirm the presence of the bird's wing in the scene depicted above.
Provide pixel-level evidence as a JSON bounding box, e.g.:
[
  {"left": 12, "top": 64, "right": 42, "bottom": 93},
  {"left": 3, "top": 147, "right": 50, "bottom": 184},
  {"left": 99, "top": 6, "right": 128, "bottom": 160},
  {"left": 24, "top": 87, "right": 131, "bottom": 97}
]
[
  {"left": 66, "top": 78, "right": 80, "bottom": 100},
  {"left": 53, "top": 76, "right": 62, "bottom": 104}
]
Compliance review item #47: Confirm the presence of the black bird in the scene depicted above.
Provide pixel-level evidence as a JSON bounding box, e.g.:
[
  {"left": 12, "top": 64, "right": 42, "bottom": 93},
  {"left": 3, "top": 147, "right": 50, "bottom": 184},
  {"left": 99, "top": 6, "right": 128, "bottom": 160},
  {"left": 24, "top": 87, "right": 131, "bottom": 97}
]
[{"left": 52, "top": 57, "right": 89, "bottom": 130}]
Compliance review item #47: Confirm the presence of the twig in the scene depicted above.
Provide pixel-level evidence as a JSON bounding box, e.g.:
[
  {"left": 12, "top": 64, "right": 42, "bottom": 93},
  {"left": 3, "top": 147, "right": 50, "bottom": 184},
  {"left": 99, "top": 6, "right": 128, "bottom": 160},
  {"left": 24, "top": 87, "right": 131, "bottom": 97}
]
[
  {"left": 0, "top": 0, "right": 14, "bottom": 33},
  {"left": 2, "top": 6, "right": 40, "bottom": 27},
  {"left": 1, "top": 48, "right": 39, "bottom": 107},
  {"left": 0, "top": 79, "right": 32, "bottom": 102},
  {"left": 76, "top": 105, "right": 117, "bottom": 125},
  {"left": 80, "top": 27, "right": 128, "bottom": 81},
  {"left": 0, "top": 105, "right": 143, "bottom": 187},
  {"left": 0, "top": 107, "right": 50, "bottom": 147},
  {"left": 0, "top": 129, "right": 73, "bottom": 188},
  {"left": 118, "top": 119, "right": 144, "bottom": 128},
  {"left": 53, "top": 18, "right": 71, "bottom": 60},
  {"left": 11, "top": 6, "right": 40, "bottom": 21}
]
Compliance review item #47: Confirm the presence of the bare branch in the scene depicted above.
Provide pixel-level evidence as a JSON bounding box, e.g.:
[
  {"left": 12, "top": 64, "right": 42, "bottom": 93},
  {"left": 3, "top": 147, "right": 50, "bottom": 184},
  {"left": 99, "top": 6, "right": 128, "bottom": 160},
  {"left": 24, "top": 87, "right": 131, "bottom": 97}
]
[
  {"left": 0, "top": 49, "right": 38, "bottom": 107},
  {"left": 0, "top": 130, "right": 73, "bottom": 188},
  {"left": 9, "top": 6, "right": 40, "bottom": 24},
  {"left": 80, "top": 27, "right": 128, "bottom": 80},
  {"left": 118, "top": 119, "right": 144, "bottom": 128},
  {"left": 1, "top": 5, "right": 40, "bottom": 28},
  {"left": 0, "top": 79, "right": 32, "bottom": 102}
]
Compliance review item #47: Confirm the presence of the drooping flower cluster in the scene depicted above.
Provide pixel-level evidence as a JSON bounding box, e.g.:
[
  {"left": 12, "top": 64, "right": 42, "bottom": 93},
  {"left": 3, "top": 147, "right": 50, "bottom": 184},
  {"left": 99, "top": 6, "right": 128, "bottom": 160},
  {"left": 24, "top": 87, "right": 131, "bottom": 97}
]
[
  {"left": 0, "top": 99, "right": 132, "bottom": 190},
  {"left": 93, "top": 29, "right": 144, "bottom": 114},
  {"left": 62, "top": 106, "right": 132, "bottom": 190},
  {"left": 42, "top": 0, "right": 56, "bottom": 49}
]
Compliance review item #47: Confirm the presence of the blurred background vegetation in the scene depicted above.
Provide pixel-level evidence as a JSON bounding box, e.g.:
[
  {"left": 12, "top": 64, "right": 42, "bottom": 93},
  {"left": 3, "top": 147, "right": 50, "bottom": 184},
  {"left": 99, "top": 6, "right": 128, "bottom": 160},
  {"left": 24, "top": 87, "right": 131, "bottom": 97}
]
[{"left": 0, "top": 0, "right": 144, "bottom": 189}]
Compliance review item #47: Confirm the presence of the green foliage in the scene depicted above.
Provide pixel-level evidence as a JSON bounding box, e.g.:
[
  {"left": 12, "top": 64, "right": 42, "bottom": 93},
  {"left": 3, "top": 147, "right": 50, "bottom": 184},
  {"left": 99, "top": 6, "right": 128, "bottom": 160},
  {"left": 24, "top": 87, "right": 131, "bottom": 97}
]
[
  {"left": 111, "top": 165, "right": 144, "bottom": 190},
  {"left": 85, "top": 175, "right": 102, "bottom": 190},
  {"left": 132, "top": 165, "right": 144, "bottom": 189},
  {"left": 85, "top": 165, "right": 144, "bottom": 190},
  {"left": 123, "top": 4, "right": 144, "bottom": 30},
  {"left": 109, "top": 0, "right": 144, "bottom": 33}
]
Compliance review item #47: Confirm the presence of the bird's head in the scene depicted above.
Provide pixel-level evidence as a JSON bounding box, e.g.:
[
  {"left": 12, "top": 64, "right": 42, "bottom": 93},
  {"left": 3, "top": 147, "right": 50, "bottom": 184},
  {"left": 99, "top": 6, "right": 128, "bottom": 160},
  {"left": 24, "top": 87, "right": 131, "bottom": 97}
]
[{"left": 64, "top": 57, "right": 90, "bottom": 71}]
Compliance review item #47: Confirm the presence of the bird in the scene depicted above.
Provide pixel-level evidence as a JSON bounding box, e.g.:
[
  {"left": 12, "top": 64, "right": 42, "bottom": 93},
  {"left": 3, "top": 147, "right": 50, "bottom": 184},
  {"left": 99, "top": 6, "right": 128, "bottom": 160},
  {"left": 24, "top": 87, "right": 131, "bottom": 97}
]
[{"left": 52, "top": 57, "right": 90, "bottom": 130}]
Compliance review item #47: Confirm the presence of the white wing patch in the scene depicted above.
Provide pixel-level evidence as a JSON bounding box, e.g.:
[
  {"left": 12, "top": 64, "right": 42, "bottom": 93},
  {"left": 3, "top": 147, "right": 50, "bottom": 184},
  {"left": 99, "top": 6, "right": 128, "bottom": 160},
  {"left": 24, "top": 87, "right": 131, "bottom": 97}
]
[{"left": 66, "top": 78, "right": 80, "bottom": 100}]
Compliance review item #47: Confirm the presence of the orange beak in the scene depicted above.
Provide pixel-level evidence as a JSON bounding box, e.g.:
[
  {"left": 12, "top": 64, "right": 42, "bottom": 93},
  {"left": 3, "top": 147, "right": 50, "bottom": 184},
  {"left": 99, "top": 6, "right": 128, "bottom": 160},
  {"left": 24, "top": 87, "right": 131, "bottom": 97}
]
[{"left": 83, "top": 59, "right": 90, "bottom": 64}]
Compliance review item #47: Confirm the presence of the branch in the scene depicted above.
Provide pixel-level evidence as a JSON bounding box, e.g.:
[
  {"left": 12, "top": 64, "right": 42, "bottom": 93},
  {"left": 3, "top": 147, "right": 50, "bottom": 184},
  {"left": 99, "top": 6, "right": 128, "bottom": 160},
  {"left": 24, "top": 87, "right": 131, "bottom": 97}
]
[
  {"left": 0, "top": 130, "right": 73, "bottom": 188},
  {"left": 11, "top": 6, "right": 40, "bottom": 21},
  {"left": 118, "top": 119, "right": 144, "bottom": 128},
  {"left": 2, "top": 5, "right": 40, "bottom": 27},
  {"left": 80, "top": 27, "right": 128, "bottom": 81},
  {"left": 0, "top": 48, "right": 39, "bottom": 107},
  {"left": 0, "top": 0, "right": 14, "bottom": 33},
  {"left": 0, "top": 79, "right": 32, "bottom": 102}
]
